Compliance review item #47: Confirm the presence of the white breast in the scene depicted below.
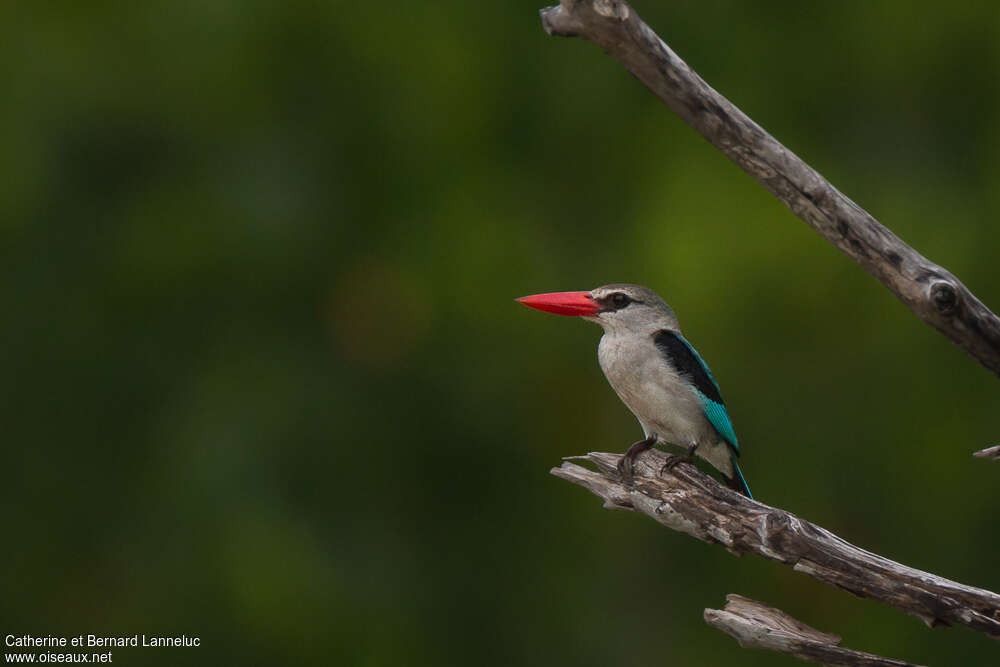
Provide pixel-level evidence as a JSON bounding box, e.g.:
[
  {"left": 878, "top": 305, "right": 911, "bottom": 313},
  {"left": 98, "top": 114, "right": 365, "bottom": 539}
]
[{"left": 597, "top": 332, "right": 716, "bottom": 449}]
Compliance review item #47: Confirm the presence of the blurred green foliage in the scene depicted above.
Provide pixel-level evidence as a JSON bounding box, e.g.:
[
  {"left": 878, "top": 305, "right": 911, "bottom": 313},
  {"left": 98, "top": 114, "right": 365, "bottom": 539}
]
[{"left": 2, "top": 1, "right": 999, "bottom": 665}]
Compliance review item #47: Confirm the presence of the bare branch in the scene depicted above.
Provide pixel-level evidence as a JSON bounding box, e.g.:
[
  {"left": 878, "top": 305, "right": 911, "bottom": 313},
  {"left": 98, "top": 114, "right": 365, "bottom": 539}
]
[
  {"left": 705, "top": 594, "right": 926, "bottom": 666},
  {"left": 973, "top": 445, "right": 1000, "bottom": 460},
  {"left": 539, "top": 0, "right": 1000, "bottom": 377},
  {"left": 552, "top": 450, "right": 1000, "bottom": 637}
]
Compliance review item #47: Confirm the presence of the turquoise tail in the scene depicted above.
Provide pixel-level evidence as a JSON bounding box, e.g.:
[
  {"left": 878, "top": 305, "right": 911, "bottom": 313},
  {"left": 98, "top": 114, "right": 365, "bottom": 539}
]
[{"left": 730, "top": 458, "right": 753, "bottom": 500}]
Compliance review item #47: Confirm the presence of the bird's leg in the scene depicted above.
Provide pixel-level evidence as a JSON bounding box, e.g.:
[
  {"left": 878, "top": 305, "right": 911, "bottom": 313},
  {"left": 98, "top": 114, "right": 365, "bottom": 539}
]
[
  {"left": 661, "top": 442, "right": 698, "bottom": 475},
  {"left": 617, "top": 434, "right": 657, "bottom": 486}
]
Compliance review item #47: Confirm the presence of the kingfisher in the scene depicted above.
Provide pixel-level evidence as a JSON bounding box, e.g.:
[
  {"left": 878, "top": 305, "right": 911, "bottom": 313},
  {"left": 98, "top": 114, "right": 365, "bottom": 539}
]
[{"left": 517, "top": 283, "right": 752, "bottom": 498}]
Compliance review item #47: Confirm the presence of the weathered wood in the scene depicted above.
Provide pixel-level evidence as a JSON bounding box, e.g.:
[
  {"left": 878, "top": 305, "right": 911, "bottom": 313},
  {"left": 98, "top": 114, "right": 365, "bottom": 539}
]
[
  {"left": 705, "top": 594, "right": 926, "bottom": 666},
  {"left": 539, "top": 0, "right": 1000, "bottom": 377},
  {"left": 973, "top": 445, "right": 1000, "bottom": 460},
  {"left": 552, "top": 450, "right": 1000, "bottom": 637}
]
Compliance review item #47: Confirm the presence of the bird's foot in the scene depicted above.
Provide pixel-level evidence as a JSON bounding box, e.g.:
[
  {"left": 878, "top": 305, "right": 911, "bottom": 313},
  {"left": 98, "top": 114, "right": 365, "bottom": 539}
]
[
  {"left": 616, "top": 456, "right": 635, "bottom": 486},
  {"left": 659, "top": 444, "right": 698, "bottom": 476},
  {"left": 617, "top": 434, "right": 657, "bottom": 487},
  {"left": 659, "top": 454, "right": 692, "bottom": 475}
]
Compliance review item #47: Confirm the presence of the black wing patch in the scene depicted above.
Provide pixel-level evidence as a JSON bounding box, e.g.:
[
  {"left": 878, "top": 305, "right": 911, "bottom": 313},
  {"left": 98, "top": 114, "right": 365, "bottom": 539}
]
[{"left": 653, "top": 330, "right": 724, "bottom": 404}]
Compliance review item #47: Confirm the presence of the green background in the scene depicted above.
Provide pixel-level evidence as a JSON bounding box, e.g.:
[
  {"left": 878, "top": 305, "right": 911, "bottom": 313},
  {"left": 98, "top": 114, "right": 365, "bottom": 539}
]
[{"left": 3, "top": 1, "right": 998, "bottom": 665}]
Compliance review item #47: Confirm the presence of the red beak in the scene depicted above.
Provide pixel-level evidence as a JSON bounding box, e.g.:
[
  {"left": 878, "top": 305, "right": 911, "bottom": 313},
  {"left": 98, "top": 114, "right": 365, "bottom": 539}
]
[{"left": 516, "top": 291, "right": 600, "bottom": 317}]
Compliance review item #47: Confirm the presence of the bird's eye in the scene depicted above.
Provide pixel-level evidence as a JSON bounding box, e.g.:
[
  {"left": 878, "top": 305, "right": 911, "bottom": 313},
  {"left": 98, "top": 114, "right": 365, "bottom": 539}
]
[{"left": 611, "top": 292, "right": 631, "bottom": 309}]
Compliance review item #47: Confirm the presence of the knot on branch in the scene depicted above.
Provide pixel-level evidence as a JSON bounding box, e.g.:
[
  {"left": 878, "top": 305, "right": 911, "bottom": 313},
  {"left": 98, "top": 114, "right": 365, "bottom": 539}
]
[
  {"left": 929, "top": 280, "right": 960, "bottom": 315},
  {"left": 592, "top": 0, "right": 630, "bottom": 20},
  {"left": 540, "top": 1, "right": 630, "bottom": 38}
]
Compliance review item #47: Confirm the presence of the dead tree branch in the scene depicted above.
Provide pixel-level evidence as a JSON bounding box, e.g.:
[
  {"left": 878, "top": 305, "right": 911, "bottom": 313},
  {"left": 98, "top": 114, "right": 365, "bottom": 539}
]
[
  {"left": 552, "top": 450, "right": 1000, "bottom": 638},
  {"left": 705, "top": 594, "right": 925, "bottom": 666},
  {"left": 539, "top": 0, "right": 1000, "bottom": 377},
  {"left": 973, "top": 445, "right": 1000, "bottom": 460}
]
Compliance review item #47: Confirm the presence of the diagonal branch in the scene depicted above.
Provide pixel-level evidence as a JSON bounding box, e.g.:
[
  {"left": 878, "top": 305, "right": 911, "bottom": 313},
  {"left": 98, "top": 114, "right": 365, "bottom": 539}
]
[
  {"left": 552, "top": 450, "right": 1000, "bottom": 638},
  {"left": 705, "top": 594, "right": 926, "bottom": 666},
  {"left": 539, "top": 0, "right": 1000, "bottom": 377}
]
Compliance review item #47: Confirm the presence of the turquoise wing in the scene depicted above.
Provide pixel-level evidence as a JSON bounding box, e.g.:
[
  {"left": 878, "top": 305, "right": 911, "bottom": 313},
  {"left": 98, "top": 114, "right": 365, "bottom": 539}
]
[
  {"left": 697, "top": 391, "right": 740, "bottom": 455},
  {"left": 653, "top": 331, "right": 740, "bottom": 456},
  {"left": 654, "top": 330, "right": 751, "bottom": 498}
]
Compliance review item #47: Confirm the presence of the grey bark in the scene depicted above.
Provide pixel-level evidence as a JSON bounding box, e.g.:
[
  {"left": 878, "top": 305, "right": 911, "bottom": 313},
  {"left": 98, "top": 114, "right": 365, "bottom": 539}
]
[
  {"left": 539, "top": 0, "right": 1000, "bottom": 377},
  {"left": 552, "top": 450, "right": 1000, "bottom": 637},
  {"left": 973, "top": 445, "right": 1000, "bottom": 460},
  {"left": 705, "top": 594, "right": 926, "bottom": 666}
]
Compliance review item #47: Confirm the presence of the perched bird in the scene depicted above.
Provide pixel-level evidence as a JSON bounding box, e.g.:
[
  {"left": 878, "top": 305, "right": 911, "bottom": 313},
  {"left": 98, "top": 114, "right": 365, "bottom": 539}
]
[{"left": 517, "top": 283, "right": 752, "bottom": 498}]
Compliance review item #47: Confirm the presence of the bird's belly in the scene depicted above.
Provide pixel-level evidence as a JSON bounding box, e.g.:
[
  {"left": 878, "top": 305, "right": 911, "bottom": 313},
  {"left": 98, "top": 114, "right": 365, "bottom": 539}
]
[
  {"left": 623, "top": 380, "right": 708, "bottom": 446},
  {"left": 599, "top": 337, "right": 713, "bottom": 447}
]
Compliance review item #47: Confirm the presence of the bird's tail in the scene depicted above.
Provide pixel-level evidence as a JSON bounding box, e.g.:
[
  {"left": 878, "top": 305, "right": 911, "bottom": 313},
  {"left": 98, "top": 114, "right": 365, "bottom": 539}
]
[{"left": 725, "top": 457, "right": 753, "bottom": 500}]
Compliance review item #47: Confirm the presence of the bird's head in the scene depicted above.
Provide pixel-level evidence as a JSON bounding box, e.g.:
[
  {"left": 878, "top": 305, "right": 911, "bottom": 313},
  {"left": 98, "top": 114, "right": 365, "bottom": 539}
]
[{"left": 516, "top": 283, "right": 678, "bottom": 335}]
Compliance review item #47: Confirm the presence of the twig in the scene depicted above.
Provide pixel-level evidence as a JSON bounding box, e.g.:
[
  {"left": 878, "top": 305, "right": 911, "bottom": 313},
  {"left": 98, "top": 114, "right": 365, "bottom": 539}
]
[
  {"left": 539, "top": 0, "right": 1000, "bottom": 377},
  {"left": 973, "top": 445, "right": 1000, "bottom": 460},
  {"left": 705, "top": 594, "right": 926, "bottom": 666},
  {"left": 551, "top": 449, "right": 1000, "bottom": 637}
]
